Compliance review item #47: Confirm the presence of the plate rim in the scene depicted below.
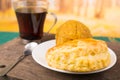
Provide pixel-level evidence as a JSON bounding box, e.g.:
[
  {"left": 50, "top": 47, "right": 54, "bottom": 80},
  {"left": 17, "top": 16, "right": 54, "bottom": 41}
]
[{"left": 32, "top": 39, "right": 117, "bottom": 74}]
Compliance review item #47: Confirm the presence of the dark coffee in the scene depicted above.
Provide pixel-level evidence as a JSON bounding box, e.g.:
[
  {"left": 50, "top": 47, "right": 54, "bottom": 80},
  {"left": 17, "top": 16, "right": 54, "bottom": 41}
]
[{"left": 15, "top": 7, "right": 47, "bottom": 40}]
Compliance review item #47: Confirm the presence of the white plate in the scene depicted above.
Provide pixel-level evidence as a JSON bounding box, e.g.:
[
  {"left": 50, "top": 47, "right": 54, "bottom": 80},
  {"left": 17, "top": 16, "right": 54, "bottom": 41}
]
[{"left": 32, "top": 40, "right": 117, "bottom": 74}]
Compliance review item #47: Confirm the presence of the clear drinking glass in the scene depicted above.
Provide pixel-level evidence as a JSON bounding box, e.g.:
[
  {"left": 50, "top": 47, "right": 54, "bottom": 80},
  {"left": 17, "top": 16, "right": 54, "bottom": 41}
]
[{"left": 12, "top": 0, "right": 57, "bottom": 44}]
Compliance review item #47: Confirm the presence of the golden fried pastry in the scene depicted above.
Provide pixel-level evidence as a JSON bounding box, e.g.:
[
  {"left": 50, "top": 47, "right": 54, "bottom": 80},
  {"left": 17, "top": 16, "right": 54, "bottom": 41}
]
[
  {"left": 56, "top": 20, "right": 92, "bottom": 45},
  {"left": 46, "top": 38, "right": 110, "bottom": 72}
]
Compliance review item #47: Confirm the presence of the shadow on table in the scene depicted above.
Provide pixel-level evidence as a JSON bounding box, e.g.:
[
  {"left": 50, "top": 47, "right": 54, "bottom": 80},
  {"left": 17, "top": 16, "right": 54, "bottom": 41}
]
[{"left": 0, "top": 75, "right": 22, "bottom": 80}]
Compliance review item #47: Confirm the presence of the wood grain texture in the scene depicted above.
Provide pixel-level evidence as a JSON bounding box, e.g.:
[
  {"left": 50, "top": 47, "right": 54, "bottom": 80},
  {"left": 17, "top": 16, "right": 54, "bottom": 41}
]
[{"left": 0, "top": 35, "right": 120, "bottom": 80}]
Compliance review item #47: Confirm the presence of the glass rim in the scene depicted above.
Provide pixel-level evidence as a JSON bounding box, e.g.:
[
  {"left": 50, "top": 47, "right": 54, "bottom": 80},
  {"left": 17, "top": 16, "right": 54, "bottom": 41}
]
[{"left": 12, "top": 0, "right": 49, "bottom": 10}]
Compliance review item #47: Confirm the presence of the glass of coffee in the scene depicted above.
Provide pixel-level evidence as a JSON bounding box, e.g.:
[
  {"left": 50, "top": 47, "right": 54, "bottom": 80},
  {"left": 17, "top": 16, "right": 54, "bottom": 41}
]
[{"left": 12, "top": 0, "right": 57, "bottom": 44}]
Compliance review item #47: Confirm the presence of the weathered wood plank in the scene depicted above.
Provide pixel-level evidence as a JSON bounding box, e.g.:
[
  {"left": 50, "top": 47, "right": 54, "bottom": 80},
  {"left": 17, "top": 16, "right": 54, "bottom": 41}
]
[{"left": 0, "top": 35, "right": 120, "bottom": 80}]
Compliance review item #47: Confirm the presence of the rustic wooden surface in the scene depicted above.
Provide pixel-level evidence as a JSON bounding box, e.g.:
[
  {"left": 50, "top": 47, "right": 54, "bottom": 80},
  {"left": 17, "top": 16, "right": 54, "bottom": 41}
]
[{"left": 0, "top": 35, "right": 120, "bottom": 80}]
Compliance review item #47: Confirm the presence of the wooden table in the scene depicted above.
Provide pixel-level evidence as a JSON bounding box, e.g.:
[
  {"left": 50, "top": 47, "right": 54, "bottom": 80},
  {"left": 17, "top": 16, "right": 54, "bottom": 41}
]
[{"left": 0, "top": 34, "right": 120, "bottom": 80}]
